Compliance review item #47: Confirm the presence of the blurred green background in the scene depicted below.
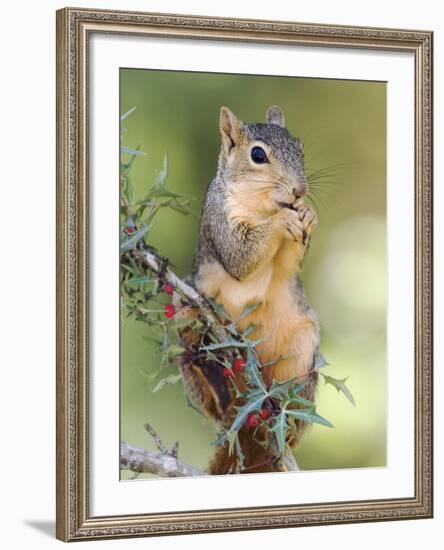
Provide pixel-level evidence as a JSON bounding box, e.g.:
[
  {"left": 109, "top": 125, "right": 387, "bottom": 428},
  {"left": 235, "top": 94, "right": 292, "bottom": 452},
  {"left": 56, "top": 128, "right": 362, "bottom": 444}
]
[{"left": 120, "top": 68, "right": 386, "bottom": 479}]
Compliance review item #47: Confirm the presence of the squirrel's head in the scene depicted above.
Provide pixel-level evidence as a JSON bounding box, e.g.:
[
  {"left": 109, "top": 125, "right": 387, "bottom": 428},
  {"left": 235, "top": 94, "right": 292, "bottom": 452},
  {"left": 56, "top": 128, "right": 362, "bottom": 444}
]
[{"left": 217, "top": 106, "right": 307, "bottom": 215}]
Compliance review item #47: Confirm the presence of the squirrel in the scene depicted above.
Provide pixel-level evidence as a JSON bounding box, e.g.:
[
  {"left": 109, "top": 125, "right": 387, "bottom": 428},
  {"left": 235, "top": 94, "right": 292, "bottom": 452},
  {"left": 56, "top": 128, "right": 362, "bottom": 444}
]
[{"left": 177, "top": 105, "right": 319, "bottom": 474}]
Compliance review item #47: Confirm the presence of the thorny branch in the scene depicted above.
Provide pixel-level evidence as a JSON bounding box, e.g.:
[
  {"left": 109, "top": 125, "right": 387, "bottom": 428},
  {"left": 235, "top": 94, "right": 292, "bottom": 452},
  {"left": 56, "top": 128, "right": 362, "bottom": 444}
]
[{"left": 133, "top": 248, "right": 229, "bottom": 341}]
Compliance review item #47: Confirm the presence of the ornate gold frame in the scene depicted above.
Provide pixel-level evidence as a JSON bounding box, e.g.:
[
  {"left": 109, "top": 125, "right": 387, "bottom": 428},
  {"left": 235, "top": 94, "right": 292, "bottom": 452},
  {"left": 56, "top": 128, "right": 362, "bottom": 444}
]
[{"left": 56, "top": 7, "right": 433, "bottom": 542}]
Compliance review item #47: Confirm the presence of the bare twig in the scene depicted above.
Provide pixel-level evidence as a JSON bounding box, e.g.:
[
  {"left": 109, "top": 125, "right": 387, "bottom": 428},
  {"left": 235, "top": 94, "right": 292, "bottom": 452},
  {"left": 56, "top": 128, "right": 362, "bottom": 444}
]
[
  {"left": 134, "top": 248, "right": 229, "bottom": 341},
  {"left": 170, "top": 441, "right": 179, "bottom": 458},
  {"left": 120, "top": 441, "right": 206, "bottom": 477},
  {"left": 121, "top": 192, "right": 134, "bottom": 219},
  {"left": 121, "top": 423, "right": 207, "bottom": 478},
  {"left": 144, "top": 422, "right": 169, "bottom": 455},
  {"left": 282, "top": 448, "right": 300, "bottom": 471}
]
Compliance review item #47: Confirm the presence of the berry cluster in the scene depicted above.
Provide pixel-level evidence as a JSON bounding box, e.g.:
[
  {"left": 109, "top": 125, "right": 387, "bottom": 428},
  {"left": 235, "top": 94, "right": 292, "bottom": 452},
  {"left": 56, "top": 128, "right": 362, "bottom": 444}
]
[
  {"left": 246, "top": 408, "right": 273, "bottom": 428},
  {"left": 162, "top": 284, "right": 176, "bottom": 318},
  {"left": 222, "top": 358, "right": 246, "bottom": 378},
  {"left": 222, "top": 357, "right": 275, "bottom": 428}
]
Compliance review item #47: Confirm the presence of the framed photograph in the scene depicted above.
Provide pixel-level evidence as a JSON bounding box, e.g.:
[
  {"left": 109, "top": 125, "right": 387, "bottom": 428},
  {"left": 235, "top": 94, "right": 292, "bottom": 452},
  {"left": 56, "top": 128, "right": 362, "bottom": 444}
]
[{"left": 56, "top": 7, "right": 433, "bottom": 542}]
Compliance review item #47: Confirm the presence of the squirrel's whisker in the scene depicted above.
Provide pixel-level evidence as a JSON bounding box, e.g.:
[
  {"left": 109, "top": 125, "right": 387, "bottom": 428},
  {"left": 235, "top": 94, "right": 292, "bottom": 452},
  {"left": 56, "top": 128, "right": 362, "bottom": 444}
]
[
  {"left": 305, "top": 161, "right": 352, "bottom": 174},
  {"left": 307, "top": 171, "right": 348, "bottom": 181},
  {"left": 308, "top": 180, "right": 349, "bottom": 191},
  {"left": 306, "top": 193, "right": 324, "bottom": 211},
  {"left": 307, "top": 171, "right": 348, "bottom": 179},
  {"left": 308, "top": 188, "right": 336, "bottom": 205}
]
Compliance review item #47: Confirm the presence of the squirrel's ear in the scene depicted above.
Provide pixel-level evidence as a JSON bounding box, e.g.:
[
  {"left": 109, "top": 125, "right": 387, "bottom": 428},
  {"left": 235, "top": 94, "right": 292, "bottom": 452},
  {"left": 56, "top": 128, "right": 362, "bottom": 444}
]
[
  {"left": 266, "top": 105, "right": 286, "bottom": 127},
  {"left": 220, "top": 107, "right": 241, "bottom": 154}
]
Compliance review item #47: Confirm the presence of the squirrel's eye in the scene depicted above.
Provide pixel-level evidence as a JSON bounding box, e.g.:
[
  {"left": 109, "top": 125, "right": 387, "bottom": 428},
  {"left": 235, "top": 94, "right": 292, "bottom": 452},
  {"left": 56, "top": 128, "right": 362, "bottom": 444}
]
[{"left": 251, "top": 146, "right": 268, "bottom": 164}]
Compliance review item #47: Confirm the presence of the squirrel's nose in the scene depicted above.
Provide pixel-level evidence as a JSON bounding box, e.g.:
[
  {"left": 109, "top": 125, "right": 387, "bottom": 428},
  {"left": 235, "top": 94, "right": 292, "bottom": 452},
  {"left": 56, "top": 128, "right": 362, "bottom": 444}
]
[{"left": 293, "top": 178, "right": 307, "bottom": 199}]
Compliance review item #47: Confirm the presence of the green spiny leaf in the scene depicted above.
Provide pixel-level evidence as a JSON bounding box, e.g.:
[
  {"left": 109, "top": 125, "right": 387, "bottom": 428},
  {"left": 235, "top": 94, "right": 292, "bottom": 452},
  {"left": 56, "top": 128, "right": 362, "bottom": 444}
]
[
  {"left": 321, "top": 373, "right": 356, "bottom": 407},
  {"left": 121, "top": 143, "right": 144, "bottom": 173},
  {"left": 239, "top": 302, "right": 262, "bottom": 320},
  {"left": 167, "top": 201, "right": 195, "bottom": 217},
  {"left": 314, "top": 351, "right": 329, "bottom": 369},
  {"left": 141, "top": 335, "right": 163, "bottom": 349},
  {"left": 145, "top": 188, "right": 190, "bottom": 200},
  {"left": 212, "top": 428, "right": 230, "bottom": 446},
  {"left": 120, "top": 106, "right": 137, "bottom": 121},
  {"left": 152, "top": 373, "right": 182, "bottom": 393},
  {"left": 125, "top": 174, "right": 134, "bottom": 204},
  {"left": 286, "top": 392, "right": 315, "bottom": 407},
  {"left": 184, "top": 394, "right": 205, "bottom": 417},
  {"left": 241, "top": 324, "right": 256, "bottom": 338},
  {"left": 227, "top": 389, "right": 265, "bottom": 435},
  {"left": 126, "top": 276, "right": 155, "bottom": 287},
  {"left": 121, "top": 263, "right": 139, "bottom": 276},
  {"left": 207, "top": 298, "right": 231, "bottom": 320},
  {"left": 261, "top": 355, "right": 292, "bottom": 368},
  {"left": 226, "top": 323, "right": 239, "bottom": 336},
  {"left": 153, "top": 154, "right": 168, "bottom": 188},
  {"left": 234, "top": 435, "right": 245, "bottom": 469},
  {"left": 268, "top": 378, "right": 306, "bottom": 401},
  {"left": 227, "top": 432, "right": 238, "bottom": 456},
  {"left": 201, "top": 339, "right": 252, "bottom": 351},
  {"left": 121, "top": 146, "right": 146, "bottom": 156},
  {"left": 120, "top": 225, "right": 148, "bottom": 254},
  {"left": 286, "top": 407, "right": 334, "bottom": 428},
  {"left": 269, "top": 411, "right": 289, "bottom": 453},
  {"left": 245, "top": 349, "right": 267, "bottom": 393},
  {"left": 167, "top": 345, "right": 186, "bottom": 358},
  {"left": 169, "top": 318, "right": 202, "bottom": 330}
]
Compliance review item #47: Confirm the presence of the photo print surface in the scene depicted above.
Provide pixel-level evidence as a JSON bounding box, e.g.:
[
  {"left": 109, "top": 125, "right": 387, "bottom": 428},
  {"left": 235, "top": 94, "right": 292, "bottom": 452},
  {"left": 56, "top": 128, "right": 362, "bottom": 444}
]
[{"left": 119, "top": 68, "right": 387, "bottom": 480}]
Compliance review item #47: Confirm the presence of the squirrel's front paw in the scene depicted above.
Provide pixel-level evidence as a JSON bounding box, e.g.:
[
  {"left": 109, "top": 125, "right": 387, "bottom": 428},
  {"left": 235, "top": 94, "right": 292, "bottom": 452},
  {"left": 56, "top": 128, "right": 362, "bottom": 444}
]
[
  {"left": 295, "top": 204, "right": 318, "bottom": 242},
  {"left": 277, "top": 208, "right": 305, "bottom": 242}
]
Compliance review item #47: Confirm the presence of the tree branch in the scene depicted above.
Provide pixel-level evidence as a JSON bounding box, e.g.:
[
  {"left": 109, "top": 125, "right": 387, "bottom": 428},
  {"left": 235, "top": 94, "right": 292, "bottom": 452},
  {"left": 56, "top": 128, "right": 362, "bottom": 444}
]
[
  {"left": 120, "top": 440, "right": 299, "bottom": 477},
  {"left": 134, "top": 248, "right": 229, "bottom": 341},
  {"left": 282, "top": 449, "right": 300, "bottom": 471},
  {"left": 120, "top": 423, "right": 206, "bottom": 478},
  {"left": 120, "top": 441, "right": 206, "bottom": 477}
]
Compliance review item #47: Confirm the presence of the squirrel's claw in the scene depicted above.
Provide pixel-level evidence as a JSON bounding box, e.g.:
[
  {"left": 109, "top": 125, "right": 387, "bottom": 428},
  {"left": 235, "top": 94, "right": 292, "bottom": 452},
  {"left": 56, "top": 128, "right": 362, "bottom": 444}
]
[{"left": 296, "top": 204, "right": 318, "bottom": 240}]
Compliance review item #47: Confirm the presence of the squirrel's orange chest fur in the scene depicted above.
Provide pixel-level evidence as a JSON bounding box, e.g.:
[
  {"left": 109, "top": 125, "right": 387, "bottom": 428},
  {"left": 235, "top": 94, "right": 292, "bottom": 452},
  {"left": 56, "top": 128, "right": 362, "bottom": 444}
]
[{"left": 196, "top": 238, "right": 316, "bottom": 386}]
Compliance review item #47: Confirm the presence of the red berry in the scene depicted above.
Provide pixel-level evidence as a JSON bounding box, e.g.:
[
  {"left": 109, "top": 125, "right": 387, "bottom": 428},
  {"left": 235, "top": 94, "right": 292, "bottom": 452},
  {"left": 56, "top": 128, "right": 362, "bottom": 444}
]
[
  {"left": 126, "top": 226, "right": 136, "bottom": 234},
  {"left": 163, "top": 284, "right": 174, "bottom": 295},
  {"left": 246, "top": 413, "right": 260, "bottom": 428},
  {"left": 259, "top": 408, "right": 272, "bottom": 421},
  {"left": 233, "top": 358, "right": 246, "bottom": 373},
  {"left": 164, "top": 304, "right": 175, "bottom": 318},
  {"left": 223, "top": 367, "right": 234, "bottom": 378}
]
